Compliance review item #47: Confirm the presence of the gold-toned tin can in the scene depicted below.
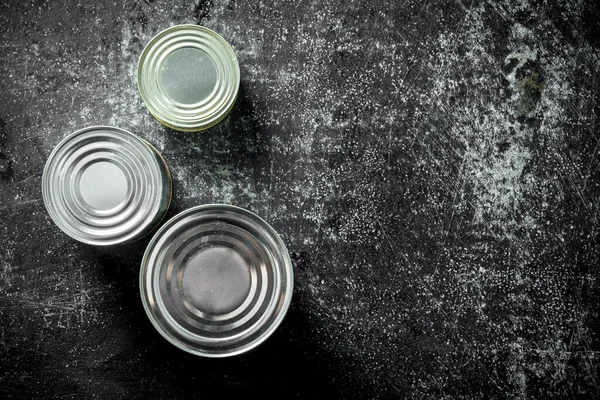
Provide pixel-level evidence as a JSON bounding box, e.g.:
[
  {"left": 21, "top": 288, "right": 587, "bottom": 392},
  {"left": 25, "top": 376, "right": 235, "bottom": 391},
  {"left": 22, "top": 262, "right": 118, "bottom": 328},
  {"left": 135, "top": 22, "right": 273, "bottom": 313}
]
[{"left": 137, "top": 25, "right": 240, "bottom": 132}]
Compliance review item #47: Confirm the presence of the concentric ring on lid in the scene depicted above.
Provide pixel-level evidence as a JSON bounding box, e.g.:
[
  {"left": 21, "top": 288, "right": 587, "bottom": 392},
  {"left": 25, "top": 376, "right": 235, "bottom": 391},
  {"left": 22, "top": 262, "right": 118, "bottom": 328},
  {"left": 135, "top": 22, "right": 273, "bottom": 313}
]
[
  {"left": 42, "top": 126, "right": 172, "bottom": 246},
  {"left": 140, "top": 204, "right": 294, "bottom": 357},
  {"left": 137, "top": 24, "right": 240, "bottom": 131}
]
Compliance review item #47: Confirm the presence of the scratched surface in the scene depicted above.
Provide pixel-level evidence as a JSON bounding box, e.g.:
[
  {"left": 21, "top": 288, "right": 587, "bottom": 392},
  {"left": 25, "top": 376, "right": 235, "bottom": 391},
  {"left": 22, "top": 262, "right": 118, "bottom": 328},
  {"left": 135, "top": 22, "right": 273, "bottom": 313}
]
[{"left": 1, "top": 0, "right": 599, "bottom": 399}]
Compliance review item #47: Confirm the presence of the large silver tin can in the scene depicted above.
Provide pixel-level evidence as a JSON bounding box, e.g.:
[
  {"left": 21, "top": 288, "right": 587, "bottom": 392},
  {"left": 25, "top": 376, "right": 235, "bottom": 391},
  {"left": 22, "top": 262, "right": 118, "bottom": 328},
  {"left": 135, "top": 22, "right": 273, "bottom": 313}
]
[{"left": 140, "top": 204, "right": 293, "bottom": 357}]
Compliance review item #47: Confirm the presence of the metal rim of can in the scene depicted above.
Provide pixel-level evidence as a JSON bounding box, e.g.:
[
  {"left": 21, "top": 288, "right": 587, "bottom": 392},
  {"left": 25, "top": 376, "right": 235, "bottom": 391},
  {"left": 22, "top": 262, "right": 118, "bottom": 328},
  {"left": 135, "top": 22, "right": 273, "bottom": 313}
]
[
  {"left": 42, "top": 126, "right": 172, "bottom": 246},
  {"left": 140, "top": 204, "right": 294, "bottom": 358},
  {"left": 137, "top": 24, "right": 240, "bottom": 132}
]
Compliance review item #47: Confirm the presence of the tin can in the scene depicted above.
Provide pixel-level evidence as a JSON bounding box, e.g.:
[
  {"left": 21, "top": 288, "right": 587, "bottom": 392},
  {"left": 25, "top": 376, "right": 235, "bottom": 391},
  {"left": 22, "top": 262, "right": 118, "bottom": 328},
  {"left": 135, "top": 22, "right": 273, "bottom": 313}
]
[
  {"left": 42, "top": 126, "right": 172, "bottom": 246},
  {"left": 137, "top": 24, "right": 240, "bottom": 132},
  {"left": 140, "top": 204, "right": 294, "bottom": 357}
]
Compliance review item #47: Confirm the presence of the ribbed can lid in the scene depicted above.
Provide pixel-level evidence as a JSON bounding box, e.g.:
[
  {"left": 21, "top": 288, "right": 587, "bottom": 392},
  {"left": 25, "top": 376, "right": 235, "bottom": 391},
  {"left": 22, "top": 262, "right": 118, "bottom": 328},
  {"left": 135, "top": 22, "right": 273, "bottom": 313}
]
[
  {"left": 42, "top": 126, "right": 172, "bottom": 246},
  {"left": 137, "top": 24, "right": 240, "bottom": 132},
  {"left": 140, "top": 204, "right": 294, "bottom": 357}
]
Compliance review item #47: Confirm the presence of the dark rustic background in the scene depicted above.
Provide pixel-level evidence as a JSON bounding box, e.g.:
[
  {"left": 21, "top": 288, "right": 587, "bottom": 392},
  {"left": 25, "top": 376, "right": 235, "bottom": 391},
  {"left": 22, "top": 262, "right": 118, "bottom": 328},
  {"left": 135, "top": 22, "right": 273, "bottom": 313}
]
[{"left": 1, "top": 0, "right": 600, "bottom": 399}]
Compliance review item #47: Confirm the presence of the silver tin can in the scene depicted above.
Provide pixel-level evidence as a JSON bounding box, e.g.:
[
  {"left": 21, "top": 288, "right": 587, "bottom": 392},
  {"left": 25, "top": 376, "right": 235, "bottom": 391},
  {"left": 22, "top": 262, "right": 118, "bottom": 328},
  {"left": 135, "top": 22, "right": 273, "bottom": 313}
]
[
  {"left": 140, "top": 204, "right": 293, "bottom": 357},
  {"left": 42, "top": 126, "right": 172, "bottom": 246},
  {"left": 137, "top": 25, "right": 240, "bottom": 132}
]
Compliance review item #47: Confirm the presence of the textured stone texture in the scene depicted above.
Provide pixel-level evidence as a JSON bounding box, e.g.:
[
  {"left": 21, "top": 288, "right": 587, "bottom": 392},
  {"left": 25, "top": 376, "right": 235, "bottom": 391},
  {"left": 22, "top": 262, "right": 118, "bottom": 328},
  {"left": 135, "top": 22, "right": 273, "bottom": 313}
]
[{"left": 1, "top": 0, "right": 599, "bottom": 398}]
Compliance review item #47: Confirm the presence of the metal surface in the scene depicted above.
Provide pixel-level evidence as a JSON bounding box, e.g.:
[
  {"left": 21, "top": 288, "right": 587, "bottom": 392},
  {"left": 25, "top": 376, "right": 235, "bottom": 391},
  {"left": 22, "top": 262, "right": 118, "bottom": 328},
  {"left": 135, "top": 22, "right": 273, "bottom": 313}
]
[
  {"left": 137, "top": 24, "right": 240, "bottom": 132},
  {"left": 41, "top": 126, "right": 172, "bottom": 246},
  {"left": 140, "top": 204, "right": 293, "bottom": 357}
]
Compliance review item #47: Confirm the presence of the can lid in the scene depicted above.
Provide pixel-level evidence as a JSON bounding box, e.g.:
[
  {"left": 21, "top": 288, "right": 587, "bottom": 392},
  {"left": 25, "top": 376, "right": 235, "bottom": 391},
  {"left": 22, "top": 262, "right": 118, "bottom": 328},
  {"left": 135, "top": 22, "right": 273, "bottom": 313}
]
[
  {"left": 137, "top": 24, "right": 240, "bottom": 132},
  {"left": 42, "top": 126, "right": 172, "bottom": 246},
  {"left": 140, "top": 204, "right": 294, "bottom": 357}
]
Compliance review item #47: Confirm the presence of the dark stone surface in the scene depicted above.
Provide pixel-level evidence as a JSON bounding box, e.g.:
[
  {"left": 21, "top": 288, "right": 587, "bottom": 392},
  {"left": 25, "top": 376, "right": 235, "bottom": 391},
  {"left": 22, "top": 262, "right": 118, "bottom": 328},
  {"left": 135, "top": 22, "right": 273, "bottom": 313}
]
[{"left": 1, "top": 0, "right": 600, "bottom": 399}]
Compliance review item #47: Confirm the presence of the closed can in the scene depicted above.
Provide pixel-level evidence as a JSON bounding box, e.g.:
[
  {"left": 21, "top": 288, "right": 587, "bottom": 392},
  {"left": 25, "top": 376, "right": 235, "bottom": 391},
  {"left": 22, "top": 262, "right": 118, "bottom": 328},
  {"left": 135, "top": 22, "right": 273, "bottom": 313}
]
[
  {"left": 42, "top": 126, "right": 172, "bottom": 246},
  {"left": 137, "top": 24, "right": 240, "bottom": 132},
  {"left": 140, "top": 204, "right": 294, "bottom": 357}
]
